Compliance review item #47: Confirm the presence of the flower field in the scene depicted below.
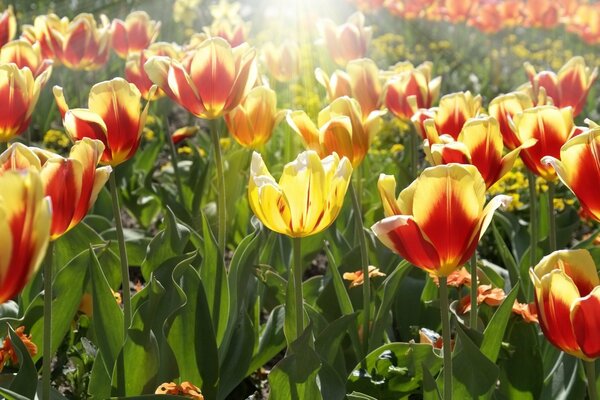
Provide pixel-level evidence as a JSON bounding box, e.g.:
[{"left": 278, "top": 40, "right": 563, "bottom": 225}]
[{"left": 0, "top": 0, "right": 600, "bottom": 398}]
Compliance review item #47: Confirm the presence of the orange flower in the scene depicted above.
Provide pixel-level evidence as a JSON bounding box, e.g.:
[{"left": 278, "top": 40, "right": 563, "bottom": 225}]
[
  {"left": 542, "top": 125, "right": 600, "bottom": 222},
  {"left": 262, "top": 40, "right": 300, "bottom": 82},
  {"left": 372, "top": 165, "right": 510, "bottom": 277},
  {"left": 0, "top": 326, "right": 38, "bottom": 371},
  {"left": 423, "top": 115, "right": 534, "bottom": 188},
  {"left": 467, "top": 3, "right": 503, "bottom": 33},
  {"left": 224, "top": 86, "right": 285, "bottom": 148},
  {"left": 318, "top": 12, "right": 371, "bottom": 67},
  {"left": 0, "top": 39, "right": 53, "bottom": 78},
  {"left": 206, "top": 18, "right": 250, "bottom": 48},
  {"left": 567, "top": 4, "right": 600, "bottom": 45},
  {"left": 458, "top": 284, "right": 506, "bottom": 314},
  {"left": 111, "top": 11, "right": 160, "bottom": 59},
  {"left": 488, "top": 92, "right": 534, "bottom": 150},
  {"left": 0, "top": 139, "right": 111, "bottom": 239},
  {"left": 524, "top": 0, "right": 560, "bottom": 28},
  {"left": 144, "top": 37, "right": 257, "bottom": 120},
  {"left": 385, "top": 0, "right": 435, "bottom": 20},
  {"left": 0, "top": 63, "right": 52, "bottom": 143},
  {"left": 0, "top": 6, "right": 16, "bottom": 47},
  {"left": 343, "top": 266, "right": 386, "bottom": 288},
  {"left": 0, "top": 169, "right": 51, "bottom": 303},
  {"left": 430, "top": 266, "right": 471, "bottom": 288},
  {"left": 53, "top": 78, "right": 155, "bottom": 166},
  {"left": 411, "top": 91, "right": 481, "bottom": 140},
  {"left": 125, "top": 42, "right": 182, "bottom": 100},
  {"left": 155, "top": 381, "right": 204, "bottom": 399},
  {"left": 530, "top": 249, "right": 600, "bottom": 359},
  {"left": 512, "top": 302, "right": 538, "bottom": 324},
  {"left": 524, "top": 57, "right": 598, "bottom": 116},
  {"left": 511, "top": 105, "right": 575, "bottom": 180},
  {"left": 383, "top": 61, "right": 441, "bottom": 120},
  {"left": 442, "top": 0, "right": 476, "bottom": 22}
]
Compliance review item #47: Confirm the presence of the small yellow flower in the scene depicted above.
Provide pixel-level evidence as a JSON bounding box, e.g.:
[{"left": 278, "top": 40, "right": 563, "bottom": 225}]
[
  {"left": 43, "top": 129, "right": 71, "bottom": 151},
  {"left": 219, "top": 137, "right": 231, "bottom": 151},
  {"left": 178, "top": 146, "right": 192, "bottom": 155},
  {"left": 144, "top": 128, "right": 155, "bottom": 141}
]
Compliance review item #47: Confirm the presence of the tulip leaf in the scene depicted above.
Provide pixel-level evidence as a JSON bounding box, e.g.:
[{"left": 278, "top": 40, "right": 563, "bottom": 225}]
[
  {"left": 347, "top": 342, "right": 443, "bottom": 399},
  {"left": 540, "top": 345, "right": 585, "bottom": 399},
  {"left": 53, "top": 222, "right": 105, "bottom": 272},
  {"left": 422, "top": 362, "right": 442, "bottom": 400},
  {"left": 480, "top": 284, "right": 519, "bottom": 363},
  {"left": 246, "top": 305, "right": 286, "bottom": 375},
  {"left": 324, "top": 243, "right": 354, "bottom": 316},
  {"left": 347, "top": 392, "right": 378, "bottom": 400},
  {"left": 88, "top": 353, "right": 112, "bottom": 399},
  {"left": 7, "top": 326, "right": 37, "bottom": 399},
  {"left": 492, "top": 223, "right": 525, "bottom": 300},
  {"left": 0, "top": 387, "right": 30, "bottom": 400}
]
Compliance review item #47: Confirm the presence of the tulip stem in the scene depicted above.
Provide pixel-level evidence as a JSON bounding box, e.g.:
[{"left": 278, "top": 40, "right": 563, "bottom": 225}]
[
  {"left": 349, "top": 181, "right": 371, "bottom": 356},
  {"left": 527, "top": 172, "right": 539, "bottom": 292},
  {"left": 109, "top": 173, "right": 131, "bottom": 338},
  {"left": 292, "top": 237, "right": 304, "bottom": 341},
  {"left": 547, "top": 181, "right": 557, "bottom": 252},
  {"left": 469, "top": 254, "right": 478, "bottom": 329},
  {"left": 585, "top": 360, "right": 598, "bottom": 400},
  {"left": 210, "top": 119, "right": 227, "bottom": 258},
  {"left": 42, "top": 241, "right": 55, "bottom": 400},
  {"left": 410, "top": 128, "right": 419, "bottom": 179},
  {"left": 439, "top": 276, "right": 453, "bottom": 400},
  {"left": 165, "top": 117, "right": 185, "bottom": 207}
]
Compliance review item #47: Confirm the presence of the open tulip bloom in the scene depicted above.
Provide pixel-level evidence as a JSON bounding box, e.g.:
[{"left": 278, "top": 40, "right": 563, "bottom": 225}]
[{"left": 372, "top": 164, "right": 510, "bottom": 277}]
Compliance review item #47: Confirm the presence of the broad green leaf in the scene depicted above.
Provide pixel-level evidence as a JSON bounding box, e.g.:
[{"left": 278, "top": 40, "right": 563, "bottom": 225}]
[
  {"left": 0, "top": 387, "right": 30, "bottom": 400},
  {"left": 89, "top": 353, "right": 112, "bottom": 400},
  {"left": 324, "top": 244, "right": 354, "bottom": 315},
  {"left": 422, "top": 363, "right": 442, "bottom": 400},
  {"left": 246, "top": 305, "right": 286, "bottom": 375},
  {"left": 480, "top": 284, "right": 519, "bottom": 363},
  {"left": 347, "top": 392, "right": 378, "bottom": 400},
  {"left": 315, "top": 313, "right": 358, "bottom": 367},
  {"left": 492, "top": 223, "right": 525, "bottom": 301},
  {"left": 7, "top": 326, "right": 37, "bottom": 399},
  {"left": 217, "top": 313, "right": 255, "bottom": 399},
  {"left": 54, "top": 222, "right": 105, "bottom": 272},
  {"left": 540, "top": 345, "right": 585, "bottom": 399}
]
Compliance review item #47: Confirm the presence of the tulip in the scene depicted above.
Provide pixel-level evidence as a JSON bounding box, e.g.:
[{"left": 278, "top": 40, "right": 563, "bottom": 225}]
[
  {"left": 423, "top": 116, "right": 533, "bottom": 188},
  {"left": 0, "top": 63, "right": 52, "bottom": 143},
  {"left": 125, "top": 42, "right": 181, "bottom": 100},
  {"left": 0, "top": 138, "right": 111, "bottom": 239},
  {"left": 144, "top": 37, "right": 257, "bottom": 120},
  {"left": 0, "top": 39, "right": 53, "bottom": 78},
  {"left": 542, "top": 126, "right": 600, "bottom": 222},
  {"left": 443, "top": 0, "right": 476, "bottom": 22},
  {"left": 385, "top": 0, "right": 435, "bottom": 20},
  {"left": 488, "top": 92, "right": 533, "bottom": 150},
  {"left": 20, "top": 13, "right": 66, "bottom": 60},
  {"left": 288, "top": 96, "right": 384, "bottom": 167},
  {"left": 530, "top": 249, "right": 600, "bottom": 360},
  {"left": 53, "top": 77, "right": 154, "bottom": 166},
  {"left": 111, "top": 11, "right": 160, "bottom": 59},
  {"left": 411, "top": 91, "right": 481, "bottom": 140},
  {"left": 224, "top": 86, "right": 285, "bottom": 148},
  {"left": 206, "top": 18, "right": 249, "bottom": 48},
  {"left": 262, "top": 40, "right": 300, "bottom": 82},
  {"left": 524, "top": 57, "right": 598, "bottom": 116},
  {"left": 0, "top": 168, "right": 51, "bottom": 303},
  {"left": 384, "top": 61, "right": 441, "bottom": 120},
  {"left": 524, "top": 0, "right": 560, "bottom": 28},
  {"left": 315, "top": 68, "right": 352, "bottom": 102},
  {"left": 511, "top": 105, "right": 574, "bottom": 180},
  {"left": 372, "top": 164, "right": 510, "bottom": 277},
  {"left": 318, "top": 12, "right": 371, "bottom": 66},
  {"left": 248, "top": 150, "right": 352, "bottom": 238},
  {"left": 0, "top": 6, "right": 15, "bottom": 47}
]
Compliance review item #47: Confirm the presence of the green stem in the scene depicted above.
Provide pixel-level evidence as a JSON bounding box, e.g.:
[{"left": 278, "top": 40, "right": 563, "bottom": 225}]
[
  {"left": 293, "top": 237, "right": 304, "bottom": 341},
  {"left": 0, "top": 141, "right": 7, "bottom": 152},
  {"left": 585, "top": 360, "right": 598, "bottom": 400},
  {"left": 439, "top": 276, "right": 453, "bottom": 400},
  {"left": 410, "top": 128, "right": 419, "bottom": 179},
  {"left": 547, "top": 181, "right": 556, "bottom": 252},
  {"left": 42, "top": 241, "right": 55, "bottom": 400},
  {"left": 209, "top": 119, "right": 227, "bottom": 258},
  {"left": 527, "top": 172, "right": 539, "bottom": 271},
  {"left": 469, "top": 254, "right": 478, "bottom": 330},
  {"left": 349, "top": 181, "right": 370, "bottom": 356},
  {"left": 109, "top": 172, "right": 131, "bottom": 337},
  {"left": 165, "top": 117, "right": 185, "bottom": 206}
]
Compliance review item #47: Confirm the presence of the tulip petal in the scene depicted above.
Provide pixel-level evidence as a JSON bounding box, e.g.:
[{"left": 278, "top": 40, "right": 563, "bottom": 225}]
[
  {"left": 320, "top": 116, "right": 355, "bottom": 165},
  {"left": 377, "top": 173, "right": 402, "bottom": 217},
  {"left": 287, "top": 110, "right": 321, "bottom": 152},
  {"left": 63, "top": 109, "right": 108, "bottom": 149},
  {"left": 0, "top": 142, "right": 42, "bottom": 171},
  {"left": 571, "top": 286, "right": 600, "bottom": 359}
]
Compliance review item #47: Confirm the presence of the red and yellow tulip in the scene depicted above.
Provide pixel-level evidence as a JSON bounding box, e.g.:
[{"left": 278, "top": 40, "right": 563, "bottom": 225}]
[
  {"left": 224, "top": 86, "right": 285, "bottom": 148},
  {"left": 262, "top": 40, "right": 300, "bottom": 83},
  {"left": 524, "top": 57, "right": 598, "bottom": 116},
  {"left": 53, "top": 77, "right": 154, "bottom": 166},
  {"left": 0, "top": 63, "right": 52, "bottom": 143},
  {"left": 542, "top": 125, "right": 600, "bottom": 221},
  {"left": 248, "top": 150, "right": 352, "bottom": 238},
  {"left": 0, "top": 169, "right": 51, "bottom": 303},
  {"left": 0, "top": 6, "right": 15, "bottom": 47},
  {"left": 111, "top": 11, "right": 160, "bottom": 59},
  {"left": 317, "top": 12, "right": 371, "bottom": 67},
  {"left": 125, "top": 42, "right": 181, "bottom": 100},
  {"left": 511, "top": 105, "right": 574, "bottom": 180},
  {"left": 0, "top": 138, "right": 111, "bottom": 239},
  {"left": 412, "top": 91, "right": 481, "bottom": 139},
  {"left": 144, "top": 37, "right": 257, "bottom": 120},
  {"left": 530, "top": 249, "right": 600, "bottom": 360},
  {"left": 0, "top": 39, "right": 53, "bottom": 78},
  {"left": 488, "top": 92, "right": 534, "bottom": 150},
  {"left": 372, "top": 164, "right": 510, "bottom": 277}
]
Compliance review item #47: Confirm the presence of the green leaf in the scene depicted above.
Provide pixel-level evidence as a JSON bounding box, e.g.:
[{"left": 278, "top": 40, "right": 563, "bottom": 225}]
[
  {"left": 315, "top": 313, "right": 358, "bottom": 367},
  {"left": 324, "top": 243, "right": 354, "bottom": 315},
  {"left": 246, "top": 305, "right": 286, "bottom": 375},
  {"left": 347, "top": 342, "right": 443, "bottom": 399},
  {"left": 480, "top": 284, "right": 519, "bottom": 363},
  {"left": 347, "top": 392, "right": 378, "bottom": 400},
  {"left": 7, "top": 326, "right": 37, "bottom": 399},
  {"left": 422, "top": 363, "right": 442, "bottom": 400},
  {"left": 89, "top": 353, "right": 112, "bottom": 399},
  {"left": 0, "top": 387, "right": 30, "bottom": 400},
  {"left": 54, "top": 222, "right": 105, "bottom": 272},
  {"left": 492, "top": 223, "right": 523, "bottom": 300},
  {"left": 540, "top": 345, "right": 585, "bottom": 399},
  {"left": 217, "top": 312, "right": 255, "bottom": 399}
]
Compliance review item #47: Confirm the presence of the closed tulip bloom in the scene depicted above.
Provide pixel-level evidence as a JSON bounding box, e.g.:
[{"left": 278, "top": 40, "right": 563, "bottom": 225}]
[
  {"left": 318, "top": 12, "right": 372, "bottom": 67},
  {"left": 512, "top": 105, "right": 574, "bottom": 180},
  {"left": 0, "top": 63, "right": 52, "bottom": 143},
  {"left": 524, "top": 57, "right": 598, "bottom": 116},
  {"left": 0, "top": 40, "right": 53, "bottom": 78},
  {"left": 224, "top": 86, "right": 285, "bottom": 148},
  {"left": 423, "top": 116, "right": 534, "bottom": 188},
  {"left": 411, "top": 91, "right": 481, "bottom": 140},
  {"left": 530, "top": 249, "right": 600, "bottom": 360},
  {"left": 20, "top": 13, "right": 66, "bottom": 60},
  {"left": 0, "top": 138, "right": 111, "bottom": 239},
  {"left": 126, "top": 42, "right": 181, "bottom": 100},
  {"left": 207, "top": 18, "right": 250, "bottom": 48},
  {"left": 288, "top": 96, "right": 384, "bottom": 167},
  {"left": 248, "top": 150, "right": 352, "bottom": 238},
  {"left": 524, "top": 0, "right": 560, "bottom": 28},
  {"left": 0, "top": 6, "right": 15, "bottom": 47},
  {"left": 111, "top": 11, "right": 160, "bottom": 59},
  {"left": 372, "top": 165, "right": 510, "bottom": 277},
  {"left": 315, "top": 69, "right": 352, "bottom": 102},
  {"left": 384, "top": 61, "right": 441, "bottom": 120},
  {"left": 53, "top": 78, "right": 155, "bottom": 166},
  {"left": 0, "top": 169, "right": 51, "bottom": 303},
  {"left": 488, "top": 92, "right": 533, "bottom": 150},
  {"left": 443, "top": 0, "right": 476, "bottom": 22},
  {"left": 542, "top": 126, "right": 600, "bottom": 221},
  {"left": 262, "top": 40, "right": 300, "bottom": 82},
  {"left": 144, "top": 37, "right": 257, "bottom": 120}
]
